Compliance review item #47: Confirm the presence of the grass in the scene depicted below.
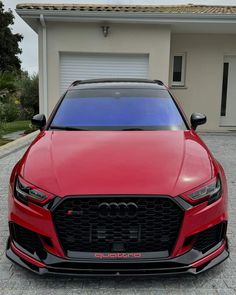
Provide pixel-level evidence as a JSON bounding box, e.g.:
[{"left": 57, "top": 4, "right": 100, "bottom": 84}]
[
  {"left": 1, "top": 120, "right": 31, "bottom": 136},
  {"left": 0, "top": 120, "right": 33, "bottom": 146},
  {"left": 0, "top": 138, "right": 12, "bottom": 146}
]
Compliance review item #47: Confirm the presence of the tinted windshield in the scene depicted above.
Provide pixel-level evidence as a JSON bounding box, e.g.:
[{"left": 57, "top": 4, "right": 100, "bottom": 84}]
[{"left": 50, "top": 88, "right": 187, "bottom": 131}]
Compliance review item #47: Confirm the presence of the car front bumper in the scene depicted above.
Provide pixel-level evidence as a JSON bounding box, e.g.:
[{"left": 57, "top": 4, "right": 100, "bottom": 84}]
[
  {"left": 6, "top": 238, "right": 229, "bottom": 276},
  {"left": 7, "top": 178, "right": 229, "bottom": 277}
]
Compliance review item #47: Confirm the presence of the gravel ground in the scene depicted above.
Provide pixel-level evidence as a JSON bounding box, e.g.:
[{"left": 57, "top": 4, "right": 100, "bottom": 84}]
[{"left": 0, "top": 133, "right": 236, "bottom": 295}]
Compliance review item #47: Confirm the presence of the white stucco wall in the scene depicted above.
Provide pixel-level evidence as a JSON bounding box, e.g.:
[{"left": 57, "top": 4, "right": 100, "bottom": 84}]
[
  {"left": 39, "top": 22, "right": 171, "bottom": 113},
  {"left": 170, "top": 34, "right": 236, "bottom": 131}
]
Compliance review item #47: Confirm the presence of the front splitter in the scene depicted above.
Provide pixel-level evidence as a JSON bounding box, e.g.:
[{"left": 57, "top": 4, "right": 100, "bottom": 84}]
[{"left": 6, "top": 239, "right": 229, "bottom": 277}]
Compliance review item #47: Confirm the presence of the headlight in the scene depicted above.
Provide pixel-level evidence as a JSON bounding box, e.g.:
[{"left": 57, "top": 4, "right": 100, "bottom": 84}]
[
  {"left": 14, "top": 176, "right": 53, "bottom": 205},
  {"left": 182, "top": 176, "right": 222, "bottom": 205}
]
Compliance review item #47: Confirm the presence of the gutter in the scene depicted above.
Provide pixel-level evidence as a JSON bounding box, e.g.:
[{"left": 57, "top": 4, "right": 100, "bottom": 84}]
[
  {"left": 39, "top": 14, "right": 48, "bottom": 116},
  {"left": 16, "top": 9, "right": 236, "bottom": 24}
]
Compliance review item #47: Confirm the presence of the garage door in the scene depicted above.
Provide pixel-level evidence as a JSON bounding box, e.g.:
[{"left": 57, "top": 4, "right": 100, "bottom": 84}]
[{"left": 60, "top": 53, "right": 149, "bottom": 93}]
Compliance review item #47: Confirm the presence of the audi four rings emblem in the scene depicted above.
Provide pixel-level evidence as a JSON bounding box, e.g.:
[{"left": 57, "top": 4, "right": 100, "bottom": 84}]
[{"left": 98, "top": 202, "right": 138, "bottom": 218}]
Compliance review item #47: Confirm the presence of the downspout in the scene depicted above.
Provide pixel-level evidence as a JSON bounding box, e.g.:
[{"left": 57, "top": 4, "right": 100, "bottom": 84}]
[{"left": 39, "top": 14, "right": 48, "bottom": 116}]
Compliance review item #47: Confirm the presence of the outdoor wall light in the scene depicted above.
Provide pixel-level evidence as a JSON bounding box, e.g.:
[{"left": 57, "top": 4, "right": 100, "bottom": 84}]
[{"left": 101, "top": 25, "right": 109, "bottom": 37}]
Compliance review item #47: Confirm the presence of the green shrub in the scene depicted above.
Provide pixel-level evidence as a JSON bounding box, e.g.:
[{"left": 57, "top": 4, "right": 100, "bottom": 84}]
[
  {"left": 4, "top": 101, "right": 19, "bottom": 122},
  {"left": 19, "top": 73, "right": 39, "bottom": 117},
  {"left": 20, "top": 106, "right": 34, "bottom": 120},
  {"left": 0, "top": 99, "right": 19, "bottom": 123},
  {"left": 0, "top": 102, "right": 6, "bottom": 136}
]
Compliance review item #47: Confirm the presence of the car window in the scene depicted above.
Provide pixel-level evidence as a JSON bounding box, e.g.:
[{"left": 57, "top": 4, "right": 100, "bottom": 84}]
[{"left": 50, "top": 88, "right": 187, "bottom": 131}]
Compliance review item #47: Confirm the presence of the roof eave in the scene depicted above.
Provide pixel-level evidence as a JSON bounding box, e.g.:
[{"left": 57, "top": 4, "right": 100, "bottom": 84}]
[{"left": 16, "top": 9, "right": 236, "bottom": 33}]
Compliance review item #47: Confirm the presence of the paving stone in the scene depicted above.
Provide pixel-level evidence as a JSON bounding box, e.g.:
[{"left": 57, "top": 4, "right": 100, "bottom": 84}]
[{"left": 217, "top": 290, "right": 236, "bottom": 295}]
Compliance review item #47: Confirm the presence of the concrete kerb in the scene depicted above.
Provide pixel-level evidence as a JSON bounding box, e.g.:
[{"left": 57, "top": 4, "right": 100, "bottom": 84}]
[{"left": 0, "top": 131, "right": 39, "bottom": 159}]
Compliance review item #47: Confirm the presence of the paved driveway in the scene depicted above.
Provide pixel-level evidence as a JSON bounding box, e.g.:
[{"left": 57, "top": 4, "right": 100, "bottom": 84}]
[{"left": 0, "top": 133, "right": 236, "bottom": 295}]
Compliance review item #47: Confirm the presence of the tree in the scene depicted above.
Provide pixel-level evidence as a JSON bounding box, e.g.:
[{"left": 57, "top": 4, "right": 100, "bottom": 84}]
[
  {"left": 0, "top": 71, "right": 19, "bottom": 122},
  {"left": 0, "top": 71, "right": 17, "bottom": 100},
  {"left": 19, "top": 73, "right": 39, "bottom": 117},
  {"left": 0, "top": 1, "right": 23, "bottom": 72}
]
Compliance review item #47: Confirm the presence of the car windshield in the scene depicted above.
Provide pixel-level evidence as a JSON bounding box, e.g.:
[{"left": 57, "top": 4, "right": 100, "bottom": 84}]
[{"left": 50, "top": 88, "right": 187, "bottom": 131}]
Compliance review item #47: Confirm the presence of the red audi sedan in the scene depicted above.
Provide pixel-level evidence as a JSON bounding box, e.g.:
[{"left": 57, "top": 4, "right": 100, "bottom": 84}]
[{"left": 6, "top": 79, "right": 228, "bottom": 276}]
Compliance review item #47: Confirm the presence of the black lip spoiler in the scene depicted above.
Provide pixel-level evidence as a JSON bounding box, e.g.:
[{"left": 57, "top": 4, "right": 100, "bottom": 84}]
[{"left": 6, "top": 239, "right": 229, "bottom": 277}]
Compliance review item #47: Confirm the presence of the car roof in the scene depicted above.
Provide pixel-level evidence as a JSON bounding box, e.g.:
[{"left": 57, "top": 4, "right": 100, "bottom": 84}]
[{"left": 69, "top": 78, "right": 167, "bottom": 90}]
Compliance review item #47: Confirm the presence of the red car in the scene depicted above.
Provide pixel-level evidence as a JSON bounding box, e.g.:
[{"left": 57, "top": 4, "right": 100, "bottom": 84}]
[{"left": 6, "top": 79, "right": 228, "bottom": 276}]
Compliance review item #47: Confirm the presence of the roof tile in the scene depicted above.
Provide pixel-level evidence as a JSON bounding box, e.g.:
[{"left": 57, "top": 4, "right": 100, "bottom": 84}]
[{"left": 16, "top": 3, "right": 236, "bottom": 14}]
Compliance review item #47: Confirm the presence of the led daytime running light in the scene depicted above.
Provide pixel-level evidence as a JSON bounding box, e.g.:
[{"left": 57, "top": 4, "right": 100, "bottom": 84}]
[
  {"left": 188, "top": 177, "right": 221, "bottom": 201},
  {"left": 15, "top": 178, "right": 47, "bottom": 203}
]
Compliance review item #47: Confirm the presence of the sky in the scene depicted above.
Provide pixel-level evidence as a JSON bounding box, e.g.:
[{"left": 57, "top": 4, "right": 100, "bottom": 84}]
[{"left": 3, "top": 0, "right": 236, "bottom": 74}]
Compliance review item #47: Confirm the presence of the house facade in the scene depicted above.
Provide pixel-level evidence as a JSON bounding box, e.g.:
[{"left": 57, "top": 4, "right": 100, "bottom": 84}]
[{"left": 16, "top": 4, "right": 236, "bottom": 131}]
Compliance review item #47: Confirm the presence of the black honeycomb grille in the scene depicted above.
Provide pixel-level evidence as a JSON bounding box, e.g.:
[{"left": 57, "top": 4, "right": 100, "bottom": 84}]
[
  {"left": 193, "top": 222, "right": 226, "bottom": 253},
  {"left": 10, "top": 223, "right": 44, "bottom": 255},
  {"left": 52, "top": 196, "right": 183, "bottom": 256}
]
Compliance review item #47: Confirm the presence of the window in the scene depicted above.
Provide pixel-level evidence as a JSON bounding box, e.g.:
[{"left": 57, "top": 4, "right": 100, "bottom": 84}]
[
  {"left": 171, "top": 53, "right": 186, "bottom": 87},
  {"left": 220, "top": 62, "right": 229, "bottom": 116},
  {"left": 50, "top": 88, "right": 187, "bottom": 131}
]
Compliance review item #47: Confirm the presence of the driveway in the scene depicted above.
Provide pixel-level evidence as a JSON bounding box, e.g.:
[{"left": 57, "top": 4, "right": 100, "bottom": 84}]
[{"left": 0, "top": 133, "right": 236, "bottom": 295}]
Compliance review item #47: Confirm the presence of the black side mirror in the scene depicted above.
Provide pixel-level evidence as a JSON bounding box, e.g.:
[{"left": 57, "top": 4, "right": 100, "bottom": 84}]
[
  {"left": 31, "top": 114, "right": 46, "bottom": 131},
  {"left": 190, "top": 113, "right": 207, "bottom": 130}
]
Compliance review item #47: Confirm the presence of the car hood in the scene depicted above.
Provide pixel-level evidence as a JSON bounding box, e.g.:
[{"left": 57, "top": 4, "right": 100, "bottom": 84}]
[{"left": 20, "top": 130, "right": 213, "bottom": 197}]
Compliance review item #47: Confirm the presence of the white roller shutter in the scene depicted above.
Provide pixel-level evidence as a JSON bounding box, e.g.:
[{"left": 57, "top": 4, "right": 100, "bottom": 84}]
[{"left": 60, "top": 53, "right": 149, "bottom": 93}]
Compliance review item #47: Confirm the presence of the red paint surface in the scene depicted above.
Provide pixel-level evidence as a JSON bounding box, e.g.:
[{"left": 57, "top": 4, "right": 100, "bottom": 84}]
[{"left": 18, "top": 130, "right": 214, "bottom": 197}]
